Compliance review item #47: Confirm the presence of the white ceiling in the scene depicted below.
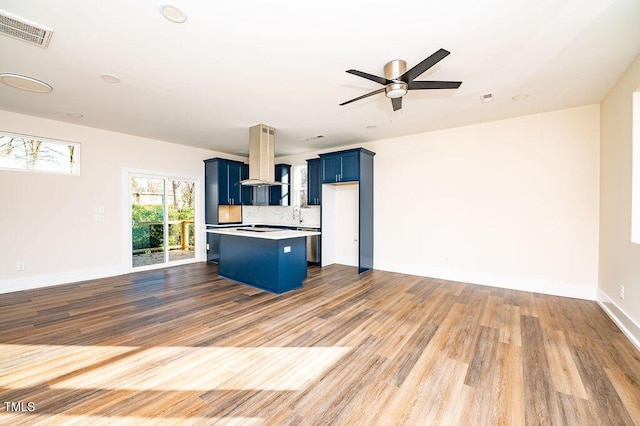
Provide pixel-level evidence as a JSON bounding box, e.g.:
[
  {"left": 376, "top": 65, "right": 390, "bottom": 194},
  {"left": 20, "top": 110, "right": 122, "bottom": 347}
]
[{"left": 1, "top": 0, "right": 639, "bottom": 156}]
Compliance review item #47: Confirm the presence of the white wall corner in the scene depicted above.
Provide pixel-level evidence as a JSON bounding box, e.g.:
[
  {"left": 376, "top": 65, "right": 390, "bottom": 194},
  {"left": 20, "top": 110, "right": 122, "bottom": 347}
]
[{"left": 597, "top": 288, "right": 640, "bottom": 352}]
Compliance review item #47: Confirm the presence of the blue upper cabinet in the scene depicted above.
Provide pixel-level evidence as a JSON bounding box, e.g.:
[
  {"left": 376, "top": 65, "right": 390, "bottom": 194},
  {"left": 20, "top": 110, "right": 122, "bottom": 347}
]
[
  {"left": 205, "top": 158, "right": 246, "bottom": 206},
  {"left": 319, "top": 148, "right": 373, "bottom": 183},
  {"left": 321, "top": 154, "right": 341, "bottom": 184},
  {"left": 269, "top": 164, "right": 291, "bottom": 206},
  {"left": 318, "top": 147, "right": 376, "bottom": 274},
  {"left": 252, "top": 164, "right": 291, "bottom": 206},
  {"left": 338, "top": 150, "right": 359, "bottom": 182},
  {"left": 223, "top": 160, "right": 245, "bottom": 205},
  {"left": 241, "top": 164, "right": 252, "bottom": 205},
  {"left": 307, "top": 158, "right": 321, "bottom": 205}
]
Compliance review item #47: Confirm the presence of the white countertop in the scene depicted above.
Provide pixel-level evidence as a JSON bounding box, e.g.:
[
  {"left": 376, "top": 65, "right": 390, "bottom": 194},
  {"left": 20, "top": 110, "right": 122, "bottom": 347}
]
[
  {"left": 206, "top": 227, "right": 320, "bottom": 240},
  {"left": 206, "top": 223, "right": 321, "bottom": 230}
]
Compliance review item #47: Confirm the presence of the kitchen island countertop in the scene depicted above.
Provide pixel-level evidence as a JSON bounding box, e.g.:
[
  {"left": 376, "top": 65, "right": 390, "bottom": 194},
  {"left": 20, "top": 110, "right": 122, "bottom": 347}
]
[{"left": 207, "top": 227, "right": 320, "bottom": 240}]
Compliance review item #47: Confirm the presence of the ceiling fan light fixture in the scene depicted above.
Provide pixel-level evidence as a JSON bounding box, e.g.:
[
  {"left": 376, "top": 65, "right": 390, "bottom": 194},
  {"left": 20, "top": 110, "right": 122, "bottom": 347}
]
[
  {"left": 340, "top": 48, "right": 461, "bottom": 111},
  {"left": 385, "top": 82, "right": 408, "bottom": 99}
]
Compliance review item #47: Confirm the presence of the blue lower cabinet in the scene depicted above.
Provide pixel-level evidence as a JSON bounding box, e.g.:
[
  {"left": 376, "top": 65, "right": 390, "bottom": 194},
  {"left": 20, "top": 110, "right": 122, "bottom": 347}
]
[
  {"left": 206, "top": 233, "right": 219, "bottom": 262},
  {"left": 218, "top": 235, "right": 307, "bottom": 294}
]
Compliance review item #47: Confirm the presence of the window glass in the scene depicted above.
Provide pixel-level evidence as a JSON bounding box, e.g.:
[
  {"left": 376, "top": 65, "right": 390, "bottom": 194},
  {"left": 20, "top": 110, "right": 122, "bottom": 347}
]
[
  {"left": 292, "top": 164, "right": 307, "bottom": 207},
  {"left": 0, "top": 131, "right": 80, "bottom": 175}
]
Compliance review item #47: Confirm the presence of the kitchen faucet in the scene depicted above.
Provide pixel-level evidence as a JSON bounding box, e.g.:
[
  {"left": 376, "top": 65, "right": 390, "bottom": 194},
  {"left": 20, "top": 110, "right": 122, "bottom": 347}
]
[{"left": 293, "top": 206, "right": 303, "bottom": 224}]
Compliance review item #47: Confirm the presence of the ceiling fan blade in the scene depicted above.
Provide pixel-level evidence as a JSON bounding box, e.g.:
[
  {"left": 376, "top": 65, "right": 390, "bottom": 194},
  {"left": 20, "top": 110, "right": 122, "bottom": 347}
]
[
  {"left": 399, "top": 49, "right": 451, "bottom": 83},
  {"left": 391, "top": 97, "right": 402, "bottom": 111},
  {"left": 339, "top": 88, "right": 385, "bottom": 106},
  {"left": 346, "top": 69, "right": 393, "bottom": 86},
  {"left": 408, "top": 81, "right": 462, "bottom": 90}
]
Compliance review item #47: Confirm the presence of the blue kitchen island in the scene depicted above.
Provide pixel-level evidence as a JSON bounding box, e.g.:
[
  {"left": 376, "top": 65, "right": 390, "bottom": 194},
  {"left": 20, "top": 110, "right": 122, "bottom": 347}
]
[{"left": 206, "top": 227, "right": 321, "bottom": 294}]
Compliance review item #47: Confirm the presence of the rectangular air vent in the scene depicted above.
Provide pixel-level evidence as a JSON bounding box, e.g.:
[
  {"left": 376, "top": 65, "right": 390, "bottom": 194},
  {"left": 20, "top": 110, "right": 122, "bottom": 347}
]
[
  {"left": 0, "top": 10, "right": 53, "bottom": 48},
  {"left": 480, "top": 93, "right": 495, "bottom": 103}
]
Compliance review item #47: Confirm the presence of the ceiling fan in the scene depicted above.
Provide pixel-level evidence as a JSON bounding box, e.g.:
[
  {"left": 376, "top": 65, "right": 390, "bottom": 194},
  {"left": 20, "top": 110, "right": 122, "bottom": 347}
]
[{"left": 339, "top": 48, "right": 462, "bottom": 111}]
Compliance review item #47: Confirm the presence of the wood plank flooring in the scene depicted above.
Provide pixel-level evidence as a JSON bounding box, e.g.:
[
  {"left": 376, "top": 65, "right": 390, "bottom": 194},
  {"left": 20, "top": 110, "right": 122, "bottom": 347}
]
[{"left": 1, "top": 263, "right": 639, "bottom": 425}]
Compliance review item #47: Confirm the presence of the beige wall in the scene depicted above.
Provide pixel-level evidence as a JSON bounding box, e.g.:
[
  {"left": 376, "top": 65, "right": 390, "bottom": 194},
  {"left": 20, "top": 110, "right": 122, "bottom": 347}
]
[
  {"left": 279, "top": 104, "right": 601, "bottom": 299},
  {"left": 0, "top": 110, "right": 239, "bottom": 293},
  {"left": 599, "top": 55, "right": 640, "bottom": 343},
  {"left": 1, "top": 104, "right": 602, "bottom": 301}
]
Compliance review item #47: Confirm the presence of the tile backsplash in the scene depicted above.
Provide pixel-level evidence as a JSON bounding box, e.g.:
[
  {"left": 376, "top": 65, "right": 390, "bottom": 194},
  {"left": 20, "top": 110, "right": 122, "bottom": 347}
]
[{"left": 243, "top": 205, "right": 320, "bottom": 227}]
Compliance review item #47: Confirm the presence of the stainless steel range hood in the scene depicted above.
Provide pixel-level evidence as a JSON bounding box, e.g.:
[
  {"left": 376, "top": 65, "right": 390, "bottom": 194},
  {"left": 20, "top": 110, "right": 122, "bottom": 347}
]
[{"left": 240, "top": 124, "right": 283, "bottom": 187}]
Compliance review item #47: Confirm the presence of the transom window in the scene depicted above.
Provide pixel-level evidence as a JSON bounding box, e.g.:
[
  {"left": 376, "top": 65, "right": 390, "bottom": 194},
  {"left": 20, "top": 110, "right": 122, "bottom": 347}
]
[{"left": 0, "top": 131, "right": 80, "bottom": 175}]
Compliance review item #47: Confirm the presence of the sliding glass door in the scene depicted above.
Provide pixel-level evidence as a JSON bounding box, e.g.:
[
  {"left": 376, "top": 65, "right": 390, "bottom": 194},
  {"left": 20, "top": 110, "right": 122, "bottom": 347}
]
[{"left": 130, "top": 174, "right": 196, "bottom": 268}]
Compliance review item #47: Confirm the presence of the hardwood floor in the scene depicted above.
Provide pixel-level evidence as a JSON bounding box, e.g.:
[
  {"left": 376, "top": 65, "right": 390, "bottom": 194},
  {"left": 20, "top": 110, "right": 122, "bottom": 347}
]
[{"left": 1, "top": 263, "right": 639, "bottom": 425}]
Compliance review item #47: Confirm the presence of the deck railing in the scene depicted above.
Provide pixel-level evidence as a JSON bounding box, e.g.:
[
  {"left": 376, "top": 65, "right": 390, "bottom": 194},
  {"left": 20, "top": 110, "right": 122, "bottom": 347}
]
[{"left": 132, "top": 220, "right": 195, "bottom": 254}]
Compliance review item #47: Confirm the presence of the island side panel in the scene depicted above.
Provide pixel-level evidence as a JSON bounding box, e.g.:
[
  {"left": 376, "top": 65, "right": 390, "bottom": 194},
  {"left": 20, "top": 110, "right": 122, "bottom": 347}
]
[
  {"left": 218, "top": 234, "right": 308, "bottom": 294},
  {"left": 277, "top": 237, "right": 307, "bottom": 293}
]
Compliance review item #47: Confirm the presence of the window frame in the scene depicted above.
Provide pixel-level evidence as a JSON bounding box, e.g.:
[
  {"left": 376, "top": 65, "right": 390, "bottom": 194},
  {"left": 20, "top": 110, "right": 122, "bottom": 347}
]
[{"left": 0, "top": 130, "right": 81, "bottom": 176}]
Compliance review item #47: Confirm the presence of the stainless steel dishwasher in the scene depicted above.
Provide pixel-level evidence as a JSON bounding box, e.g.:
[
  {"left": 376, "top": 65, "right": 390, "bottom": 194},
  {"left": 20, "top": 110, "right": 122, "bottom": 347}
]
[{"left": 298, "top": 227, "right": 320, "bottom": 264}]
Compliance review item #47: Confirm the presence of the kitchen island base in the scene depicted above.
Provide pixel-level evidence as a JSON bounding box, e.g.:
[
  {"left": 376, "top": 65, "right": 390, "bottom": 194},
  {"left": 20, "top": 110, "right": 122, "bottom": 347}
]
[{"left": 218, "top": 234, "right": 307, "bottom": 294}]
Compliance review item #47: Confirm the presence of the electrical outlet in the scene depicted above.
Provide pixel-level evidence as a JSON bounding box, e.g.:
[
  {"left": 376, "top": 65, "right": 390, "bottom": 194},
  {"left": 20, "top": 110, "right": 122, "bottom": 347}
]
[
  {"left": 16, "top": 261, "right": 25, "bottom": 271},
  {"left": 620, "top": 285, "right": 625, "bottom": 300}
]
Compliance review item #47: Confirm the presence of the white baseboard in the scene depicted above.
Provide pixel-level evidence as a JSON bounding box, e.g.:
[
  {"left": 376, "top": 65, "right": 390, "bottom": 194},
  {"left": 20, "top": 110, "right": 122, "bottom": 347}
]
[
  {"left": 597, "top": 289, "right": 640, "bottom": 352},
  {"left": 0, "top": 265, "right": 128, "bottom": 294},
  {"left": 1, "top": 257, "right": 205, "bottom": 295},
  {"left": 374, "top": 262, "right": 597, "bottom": 300}
]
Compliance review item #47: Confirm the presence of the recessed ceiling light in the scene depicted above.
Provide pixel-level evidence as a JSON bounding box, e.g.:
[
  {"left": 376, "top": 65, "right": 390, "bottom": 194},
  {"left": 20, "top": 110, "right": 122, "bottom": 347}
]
[
  {"left": 0, "top": 73, "right": 52, "bottom": 93},
  {"left": 366, "top": 125, "right": 377, "bottom": 130},
  {"left": 512, "top": 94, "right": 529, "bottom": 101},
  {"left": 66, "top": 113, "right": 84, "bottom": 119},
  {"left": 160, "top": 4, "right": 187, "bottom": 23},
  {"left": 100, "top": 74, "right": 121, "bottom": 83}
]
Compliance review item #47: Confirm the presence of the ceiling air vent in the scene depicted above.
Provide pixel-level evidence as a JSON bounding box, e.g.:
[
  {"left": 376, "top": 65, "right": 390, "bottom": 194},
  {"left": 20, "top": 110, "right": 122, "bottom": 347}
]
[
  {"left": 480, "top": 93, "right": 495, "bottom": 103},
  {"left": 0, "top": 10, "right": 53, "bottom": 48}
]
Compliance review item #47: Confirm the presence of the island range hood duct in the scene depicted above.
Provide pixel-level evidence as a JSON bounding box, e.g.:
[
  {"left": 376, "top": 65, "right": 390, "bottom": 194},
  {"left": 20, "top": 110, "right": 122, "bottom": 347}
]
[{"left": 240, "top": 124, "right": 284, "bottom": 187}]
